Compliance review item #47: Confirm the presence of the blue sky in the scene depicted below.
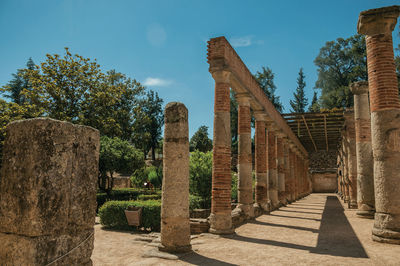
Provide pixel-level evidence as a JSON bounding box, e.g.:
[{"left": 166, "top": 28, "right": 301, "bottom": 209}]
[{"left": 1, "top": 0, "right": 399, "bottom": 137}]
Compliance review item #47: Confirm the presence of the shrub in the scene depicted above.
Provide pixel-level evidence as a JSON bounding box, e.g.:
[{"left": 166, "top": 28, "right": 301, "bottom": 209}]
[
  {"left": 138, "top": 194, "right": 161, "bottom": 201},
  {"left": 189, "top": 194, "right": 210, "bottom": 210},
  {"left": 130, "top": 165, "right": 163, "bottom": 189},
  {"left": 96, "top": 188, "right": 161, "bottom": 211},
  {"left": 98, "top": 200, "right": 161, "bottom": 231},
  {"left": 231, "top": 172, "right": 238, "bottom": 202},
  {"left": 189, "top": 150, "right": 212, "bottom": 205}
]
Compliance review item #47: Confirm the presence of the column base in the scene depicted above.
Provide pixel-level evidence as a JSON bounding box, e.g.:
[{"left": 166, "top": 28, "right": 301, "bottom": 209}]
[
  {"left": 348, "top": 201, "right": 358, "bottom": 209},
  {"left": 158, "top": 244, "right": 192, "bottom": 253},
  {"left": 356, "top": 204, "right": 375, "bottom": 219},
  {"left": 237, "top": 203, "right": 255, "bottom": 219},
  {"left": 372, "top": 227, "right": 400, "bottom": 245},
  {"left": 208, "top": 213, "right": 234, "bottom": 235}
]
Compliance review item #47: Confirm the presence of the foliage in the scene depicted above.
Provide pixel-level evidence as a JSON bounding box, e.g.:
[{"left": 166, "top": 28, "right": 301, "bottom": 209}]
[
  {"left": 98, "top": 200, "right": 161, "bottom": 231},
  {"left": 96, "top": 188, "right": 161, "bottom": 211},
  {"left": 189, "top": 125, "right": 212, "bottom": 152},
  {"left": 1, "top": 58, "right": 35, "bottom": 105},
  {"left": 290, "top": 68, "right": 308, "bottom": 113},
  {"left": 254, "top": 66, "right": 284, "bottom": 112},
  {"left": 137, "top": 194, "right": 161, "bottom": 201},
  {"left": 189, "top": 194, "right": 210, "bottom": 210},
  {"left": 189, "top": 150, "right": 212, "bottom": 207},
  {"left": 130, "top": 164, "right": 162, "bottom": 189},
  {"left": 231, "top": 172, "right": 238, "bottom": 202},
  {"left": 314, "top": 34, "right": 367, "bottom": 109},
  {"left": 132, "top": 90, "right": 164, "bottom": 160},
  {"left": 16, "top": 48, "right": 145, "bottom": 139},
  {"left": 99, "top": 136, "right": 144, "bottom": 193},
  {"left": 308, "top": 91, "right": 321, "bottom": 112}
]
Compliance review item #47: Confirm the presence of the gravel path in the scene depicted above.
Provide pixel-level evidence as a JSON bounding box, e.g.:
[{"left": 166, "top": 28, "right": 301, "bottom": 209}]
[{"left": 92, "top": 193, "right": 400, "bottom": 265}]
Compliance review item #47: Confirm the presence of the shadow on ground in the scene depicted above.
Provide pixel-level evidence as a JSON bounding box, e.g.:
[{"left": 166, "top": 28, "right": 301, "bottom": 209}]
[
  {"left": 180, "top": 252, "right": 238, "bottom": 266},
  {"left": 223, "top": 196, "right": 368, "bottom": 258}
]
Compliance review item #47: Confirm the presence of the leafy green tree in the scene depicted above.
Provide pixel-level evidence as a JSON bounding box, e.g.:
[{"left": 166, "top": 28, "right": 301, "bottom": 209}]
[
  {"left": 19, "top": 48, "right": 144, "bottom": 139},
  {"left": 99, "top": 136, "right": 144, "bottom": 194},
  {"left": 189, "top": 150, "right": 212, "bottom": 208},
  {"left": 254, "top": 66, "right": 284, "bottom": 112},
  {"left": 290, "top": 68, "right": 308, "bottom": 113},
  {"left": 132, "top": 90, "right": 164, "bottom": 160},
  {"left": 314, "top": 34, "right": 367, "bottom": 109},
  {"left": 1, "top": 58, "right": 35, "bottom": 105},
  {"left": 308, "top": 91, "right": 321, "bottom": 113},
  {"left": 189, "top": 125, "right": 212, "bottom": 152}
]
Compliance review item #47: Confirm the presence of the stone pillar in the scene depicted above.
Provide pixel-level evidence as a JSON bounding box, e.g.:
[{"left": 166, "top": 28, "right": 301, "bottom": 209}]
[
  {"left": 276, "top": 133, "right": 285, "bottom": 206},
  {"left": 283, "top": 139, "right": 290, "bottom": 203},
  {"left": 350, "top": 81, "right": 375, "bottom": 219},
  {"left": 288, "top": 145, "right": 296, "bottom": 201},
  {"left": 160, "top": 102, "right": 191, "bottom": 253},
  {"left": 342, "top": 136, "right": 350, "bottom": 203},
  {"left": 344, "top": 110, "right": 358, "bottom": 209},
  {"left": 267, "top": 125, "right": 279, "bottom": 209},
  {"left": 358, "top": 5, "right": 400, "bottom": 243},
  {"left": 236, "top": 93, "right": 254, "bottom": 218},
  {"left": 209, "top": 70, "right": 234, "bottom": 234},
  {"left": 254, "top": 112, "right": 269, "bottom": 211},
  {"left": 0, "top": 118, "right": 99, "bottom": 265}
]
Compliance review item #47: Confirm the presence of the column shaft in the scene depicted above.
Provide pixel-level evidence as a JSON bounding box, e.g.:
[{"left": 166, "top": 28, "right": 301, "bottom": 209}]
[
  {"left": 267, "top": 129, "right": 278, "bottom": 208},
  {"left": 255, "top": 120, "right": 269, "bottom": 210}
]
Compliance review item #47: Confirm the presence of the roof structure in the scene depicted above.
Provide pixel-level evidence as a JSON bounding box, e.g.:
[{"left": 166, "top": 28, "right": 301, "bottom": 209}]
[{"left": 282, "top": 110, "right": 345, "bottom": 153}]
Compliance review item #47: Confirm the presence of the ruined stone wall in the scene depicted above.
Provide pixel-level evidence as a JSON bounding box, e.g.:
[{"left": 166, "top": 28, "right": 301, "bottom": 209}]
[
  {"left": 309, "top": 150, "right": 337, "bottom": 170},
  {"left": 312, "top": 172, "right": 337, "bottom": 193}
]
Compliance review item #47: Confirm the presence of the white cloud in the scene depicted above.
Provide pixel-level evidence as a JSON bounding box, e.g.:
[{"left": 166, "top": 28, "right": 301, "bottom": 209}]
[
  {"left": 143, "top": 77, "right": 172, "bottom": 87},
  {"left": 146, "top": 24, "right": 167, "bottom": 47},
  {"left": 230, "top": 36, "right": 253, "bottom": 47}
]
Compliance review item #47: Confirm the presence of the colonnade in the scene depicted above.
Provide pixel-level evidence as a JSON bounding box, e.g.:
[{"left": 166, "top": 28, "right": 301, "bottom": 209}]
[
  {"left": 338, "top": 5, "right": 400, "bottom": 244},
  {"left": 207, "top": 37, "right": 311, "bottom": 234}
]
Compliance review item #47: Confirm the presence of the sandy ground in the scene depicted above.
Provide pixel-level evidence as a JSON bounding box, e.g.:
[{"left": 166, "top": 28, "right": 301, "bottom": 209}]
[{"left": 91, "top": 193, "right": 400, "bottom": 265}]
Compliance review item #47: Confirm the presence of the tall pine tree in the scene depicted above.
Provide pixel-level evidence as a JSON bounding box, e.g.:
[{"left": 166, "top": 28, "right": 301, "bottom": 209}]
[
  {"left": 308, "top": 91, "right": 320, "bottom": 112},
  {"left": 290, "top": 68, "right": 308, "bottom": 113},
  {"left": 254, "top": 66, "right": 284, "bottom": 112},
  {"left": 1, "top": 58, "right": 35, "bottom": 104}
]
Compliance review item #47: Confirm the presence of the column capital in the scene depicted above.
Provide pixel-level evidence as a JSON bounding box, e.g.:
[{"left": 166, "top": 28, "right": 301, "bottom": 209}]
[
  {"left": 350, "top": 81, "right": 369, "bottom": 95},
  {"left": 275, "top": 130, "right": 286, "bottom": 138},
  {"left": 212, "top": 70, "right": 232, "bottom": 83},
  {"left": 266, "top": 121, "right": 278, "bottom": 131},
  {"left": 253, "top": 111, "right": 268, "bottom": 121},
  {"left": 357, "top": 5, "right": 400, "bottom": 36},
  {"left": 235, "top": 93, "right": 252, "bottom": 106}
]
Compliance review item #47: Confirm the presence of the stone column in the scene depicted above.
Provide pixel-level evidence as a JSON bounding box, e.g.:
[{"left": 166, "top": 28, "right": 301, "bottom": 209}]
[
  {"left": 341, "top": 136, "right": 350, "bottom": 203},
  {"left": 344, "top": 110, "right": 358, "bottom": 209},
  {"left": 0, "top": 118, "right": 99, "bottom": 265},
  {"left": 267, "top": 125, "right": 279, "bottom": 209},
  {"left": 160, "top": 102, "right": 191, "bottom": 253},
  {"left": 283, "top": 139, "right": 290, "bottom": 204},
  {"left": 276, "top": 133, "right": 285, "bottom": 205},
  {"left": 358, "top": 5, "right": 400, "bottom": 243},
  {"left": 288, "top": 145, "right": 296, "bottom": 201},
  {"left": 254, "top": 112, "right": 269, "bottom": 211},
  {"left": 209, "top": 70, "right": 234, "bottom": 234},
  {"left": 236, "top": 93, "right": 254, "bottom": 218},
  {"left": 350, "top": 81, "right": 375, "bottom": 219}
]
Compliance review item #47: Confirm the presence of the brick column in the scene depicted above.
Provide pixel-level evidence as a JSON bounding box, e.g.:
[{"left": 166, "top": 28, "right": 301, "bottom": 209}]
[
  {"left": 276, "top": 133, "right": 285, "bottom": 206},
  {"left": 350, "top": 81, "right": 375, "bottom": 219},
  {"left": 288, "top": 145, "right": 296, "bottom": 201},
  {"left": 358, "top": 5, "right": 400, "bottom": 244},
  {"left": 254, "top": 112, "right": 269, "bottom": 211},
  {"left": 160, "top": 102, "right": 191, "bottom": 253},
  {"left": 344, "top": 110, "right": 358, "bottom": 209},
  {"left": 209, "top": 70, "right": 234, "bottom": 234},
  {"left": 267, "top": 125, "right": 279, "bottom": 209},
  {"left": 236, "top": 93, "right": 254, "bottom": 218},
  {"left": 294, "top": 151, "right": 300, "bottom": 200}
]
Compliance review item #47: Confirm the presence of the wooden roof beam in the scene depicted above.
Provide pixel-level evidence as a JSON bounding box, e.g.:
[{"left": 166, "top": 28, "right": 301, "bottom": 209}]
[{"left": 302, "top": 115, "right": 317, "bottom": 152}]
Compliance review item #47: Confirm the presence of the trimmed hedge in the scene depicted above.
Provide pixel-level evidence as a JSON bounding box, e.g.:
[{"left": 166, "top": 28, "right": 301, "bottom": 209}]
[
  {"left": 98, "top": 200, "right": 161, "bottom": 231},
  {"left": 137, "top": 194, "right": 161, "bottom": 201},
  {"left": 97, "top": 188, "right": 161, "bottom": 211}
]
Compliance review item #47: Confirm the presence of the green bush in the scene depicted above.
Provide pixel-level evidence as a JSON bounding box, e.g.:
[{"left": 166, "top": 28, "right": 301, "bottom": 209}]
[
  {"left": 138, "top": 194, "right": 161, "bottom": 201},
  {"left": 231, "top": 172, "right": 238, "bottom": 202},
  {"left": 130, "top": 165, "right": 163, "bottom": 189},
  {"left": 96, "top": 188, "right": 161, "bottom": 211},
  {"left": 99, "top": 200, "right": 161, "bottom": 231},
  {"left": 189, "top": 150, "right": 212, "bottom": 204},
  {"left": 189, "top": 194, "right": 210, "bottom": 210}
]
